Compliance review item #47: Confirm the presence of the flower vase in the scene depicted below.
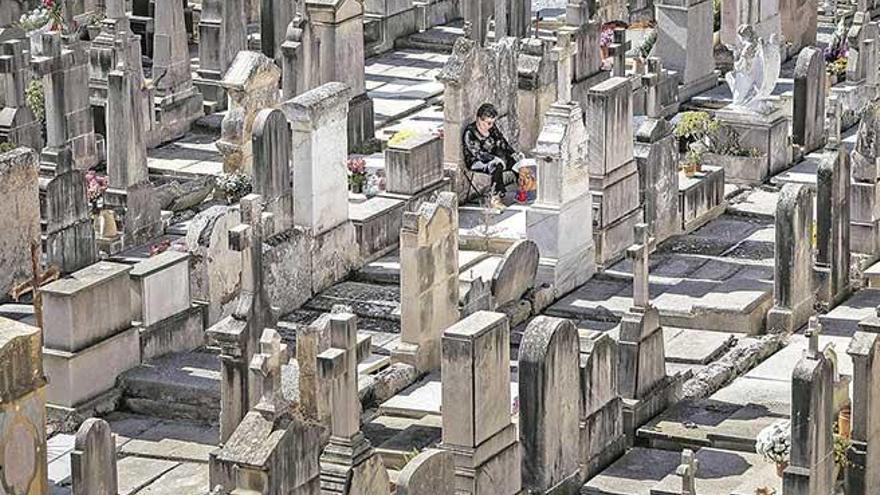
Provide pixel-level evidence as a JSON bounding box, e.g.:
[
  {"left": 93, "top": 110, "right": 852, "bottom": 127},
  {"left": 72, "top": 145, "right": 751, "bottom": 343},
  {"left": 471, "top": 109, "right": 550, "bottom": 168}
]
[{"left": 776, "top": 461, "right": 788, "bottom": 478}]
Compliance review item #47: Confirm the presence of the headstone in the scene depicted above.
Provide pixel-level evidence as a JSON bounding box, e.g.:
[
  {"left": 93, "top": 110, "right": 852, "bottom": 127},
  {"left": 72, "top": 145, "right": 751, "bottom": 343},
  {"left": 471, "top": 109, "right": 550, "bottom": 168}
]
[
  {"left": 194, "top": 0, "right": 247, "bottom": 113},
  {"left": 0, "top": 39, "right": 42, "bottom": 151},
  {"left": 397, "top": 449, "right": 455, "bottom": 495},
  {"left": 437, "top": 36, "right": 519, "bottom": 199},
  {"left": 318, "top": 313, "right": 390, "bottom": 495},
  {"left": 526, "top": 90, "right": 595, "bottom": 294},
  {"left": 261, "top": 0, "right": 294, "bottom": 63},
  {"left": 676, "top": 449, "right": 698, "bottom": 495},
  {"left": 516, "top": 38, "right": 558, "bottom": 152},
  {"left": 783, "top": 317, "right": 835, "bottom": 494},
  {"left": 151, "top": 0, "right": 204, "bottom": 143},
  {"left": 491, "top": 240, "right": 539, "bottom": 308},
  {"left": 249, "top": 328, "right": 288, "bottom": 417},
  {"left": 566, "top": 0, "right": 608, "bottom": 110},
  {"left": 283, "top": 82, "right": 349, "bottom": 235},
  {"left": 185, "top": 205, "right": 242, "bottom": 326},
  {"left": 440, "top": 311, "right": 521, "bottom": 495},
  {"left": 767, "top": 184, "right": 814, "bottom": 333},
  {"left": 845, "top": 6, "right": 878, "bottom": 85},
  {"left": 518, "top": 316, "right": 581, "bottom": 494},
  {"left": 608, "top": 28, "right": 629, "bottom": 78},
  {"left": 0, "top": 317, "right": 48, "bottom": 495},
  {"left": 586, "top": 77, "right": 642, "bottom": 269},
  {"left": 846, "top": 319, "right": 880, "bottom": 494},
  {"left": 793, "top": 47, "right": 826, "bottom": 154},
  {"left": 297, "top": 310, "right": 338, "bottom": 426},
  {"left": 552, "top": 31, "right": 577, "bottom": 104},
  {"left": 721, "top": 0, "right": 781, "bottom": 50},
  {"left": 32, "top": 32, "right": 100, "bottom": 172},
  {"left": 252, "top": 108, "right": 294, "bottom": 236},
  {"left": 814, "top": 144, "right": 850, "bottom": 308},
  {"left": 106, "top": 57, "right": 148, "bottom": 190},
  {"left": 392, "top": 192, "right": 459, "bottom": 372},
  {"left": 41, "top": 262, "right": 141, "bottom": 408},
  {"left": 71, "top": 418, "right": 117, "bottom": 495},
  {"left": 655, "top": 0, "right": 717, "bottom": 100},
  {"left": 850, "top": 102, "right": 880, "bottom": 257},
  {"left": 496, "top": 0, "right": 530, "bottom": 39},
  {"left": 0, "top": 148, "right": 40, "bottom": 299},
  {"left": 579, "top": 332, "right": 625, "bottom": 479},
  {"left": 217, "top": 51, "right": 281, "bottom": 174},
  {"left": 45, "top": 149, "right": 97, "bottom": 273},
  {"left": 640, "top": 57, "right": 680, "bottom": 119}
]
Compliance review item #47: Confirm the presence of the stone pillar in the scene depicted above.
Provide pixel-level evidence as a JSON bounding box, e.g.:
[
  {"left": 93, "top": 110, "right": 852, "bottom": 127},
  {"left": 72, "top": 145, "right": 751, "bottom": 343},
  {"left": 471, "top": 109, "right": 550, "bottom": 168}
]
[
  {"left": 814, "top": 146, "right": 850, "bottom": 308},
  {"left": 440, "top": 311, "right": 521, "bottom": 495},
  {"left": 783, "top": 318, "right": 835, "bottom": 494},
  {"left": 846, "top": 317, "right": 880, "bottom": 494},
  {"left": 519, "top": 316, "right": 581, "bottom": 494},
  {"left": 0, "top": 39, "right": 42, "bottom": 151},
  {"left": 586, "top": 77, "right": 642, "bottom": 269},
  {"left": 767, "top": 184, "right": 814, "bottom": 333},
  {"left": 71, "top": 419, "right": 117, "bottom": 495},
  {"left": 209, "top": 317, "right": 249, "bottom": 443},
  {"left": 567, "top": 0, "right": 607, "bottom": 110},
  {"left": 793, "top": 47, "right": 826, "bottom": 154},
  {"left": 463, "top": 0, "right": 494, "bottom": 46},
  {"left": 655, "top": 0, "right": 717, "bottom": 101},
  {"left": 195, "top": 0, "right": 247, "bottom": 113}
]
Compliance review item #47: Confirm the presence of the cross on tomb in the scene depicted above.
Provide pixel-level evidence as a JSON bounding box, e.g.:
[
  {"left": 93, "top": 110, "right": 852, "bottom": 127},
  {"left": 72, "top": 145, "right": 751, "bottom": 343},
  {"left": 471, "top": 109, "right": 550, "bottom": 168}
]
[
  {"left": 317, "top": 313, "right": 359, "bottom": 440},
  {"left": 642, "top": 57, "right": 664, "bottom": 118},
  {"left": 676, "top": 449, "right": 699, "bottom": 495},
  {"left": 0, "top": 39, "right": 30, "bottom": 108},
  {"left": 250, "top": 328, "right": 289, "bottom": 417},
  {"left": 627, "top": 223, "right": 655, "bottom": 310},
  {"left": 806, "top": 316, "right": 821, "bottom": 359},
  {"left": 608, "top": 28, "right": 630, "bottom": 78},
  {"left": 827, "top": 94, "right": 841, "bottom": 149},
  {"left": 552, "top": 30, "right": 578, "bottom": 103}
]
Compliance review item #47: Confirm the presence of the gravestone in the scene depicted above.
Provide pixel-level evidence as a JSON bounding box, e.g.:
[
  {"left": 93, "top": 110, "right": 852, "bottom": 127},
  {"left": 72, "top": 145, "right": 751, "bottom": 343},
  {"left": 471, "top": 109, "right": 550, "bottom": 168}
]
[
  {"left": 495, "top": 0, "right": 530, "bottom": 39},
  {"left": 579, "top": 332, "right": 625, "bottom": 480},
  {"left": 655, "top": 0, "right": 717, "bottom": 100},
  {"left": 206, "top": 194, "right": 276, "bottom": 442},
  {"left": 440, "top": 311, "right": 521, "bottom": 495},
  {"left": 71, "top": 418, "right": 117, "bottom": 495},
  {"left": 0, "top": 148, "right": 40, "bottom": 299},
  {"left": 318, "top": 313, "right": 390, "bottom": 495},
  {"left": 252, "top": 108, "right": 294, "bottom": 236},
  {"left": 438, "top": 36, "right": 519, "bottom": 199},
  {"left": 586, "top": 77, "right": 643, "bottom": 269},
  {"left": 383, "top": 132, "right": 445, "bottom": 196},
  {"left": 195, "top": 0, "right": 247, "bottom": 113},
  {"left": 846, "top": 317, "right": 880, "bottom": 494},
  {"left": 0, "top": 317, "right": 48, "bottom": 495},
  {"left": 783, "top": 318, "right": 835, "bottom": 495},
  {"left": 297, "top": 308, "right": 346, "bottom": 426},
  {"left": 45, "top": 149, "right": 97, "bottom": 273},
  {"left": 830, "top": 6, "right": 878, "bottom": 130},
  {"left": 676, "top": 449, "right": 698, "bottom": 495},
  {"left": 261, "top": 0, "right": 294, "bottom": 63},
  {"left": 519, "top": 316, "right": 581, "bottom": 494},
  {"left": 793, "top": 47, "right": 826, "bottom": 154},
  {"left": 526, "top": 43, "right": 595, "bottom": 294},
  {"left": 608, "top": 28, "right": 629, "bottom": 78},
  {"left": 566, "top": 0, "right": 608, "bottom": 111},
  {"left": 814, "top": 144, "right": 850, "bottom": 308},
  {"left": 397, "top": 449, "right": 455, "bottom": 495},
  {"left": 722, "top": 0, "right": 780, "bottom": 49},
  {"left": 516, "top": 38, "right": 557, "bottom": 152},
  {"left": 151, "top": 0, "right": 204, "bottom": 143},
  {"left": 217, "top": 51, "right": 281, "bottom": 174},
  {"left": 850, "top": 102, "right": 880, "bottom": 257},
  {"left": 0, "top": 39, "right": 42, "bottom": 151},
  {"left": 32, "top": 32, "right": 100, "bottom": 172},
  {"left": 491, "top": 240, "right": 539, "bottom": 308},
  {"left": 640, "top": 57, "right": 680, "bottom": 119},
  {"left": 392, "top": 192, "right": 459, "bottom": 372},
  {"left": 767, "top": 184, "right": 814, "bottom": 333},
  {"left": 185, "top": 205, "right": 242, "bottom": 326}
]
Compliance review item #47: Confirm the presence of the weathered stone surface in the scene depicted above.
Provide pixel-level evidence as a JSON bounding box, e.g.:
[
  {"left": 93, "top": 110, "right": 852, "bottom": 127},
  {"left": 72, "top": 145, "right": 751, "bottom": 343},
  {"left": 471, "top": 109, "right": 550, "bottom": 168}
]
[
  {"left": 815, "top": 146, "right": 851, "bottom": 308},
  {"left": 252, "top": 108, "right": 294, "bottom": 236},
  {"left": 185, "top": 206, "right": 242, "bottom": 326},
  {"left": 792, "top": 47, "right": 825, "bottom": 154},
  {"left": 71, "top": 418, "right": 117, "bottom": 495},
  {"left": 397, "top": 449, "right": 454, "bottom": 495},
  {"left": 195, "top": 0, "right": 247, "bottom": 112},
  {"left": 0, "top": 38, "right": 42, "bottom": 151},
  {"left": 0, "top": 147, "right": 40, "bottom": 300},
  {"left": 579, "top": 331, "right": 625, "bottom": 480},
  {"left": 491, "top": 240, "right": 539, "bottom": 308},
  {"left": 518, "top": 316, "right": 580, "bottom": 494},
  {"left": 385, "top": 133, "right": 444, "bottom": 195},
  {"left": 656, "top": 0, "right": 716, "bottom": 99},
  {"left": 767, "top": 184, "right": 814, "bottom": 333},
  {"left": 846, "top": 328, "right": 880, "bottom": 494}
]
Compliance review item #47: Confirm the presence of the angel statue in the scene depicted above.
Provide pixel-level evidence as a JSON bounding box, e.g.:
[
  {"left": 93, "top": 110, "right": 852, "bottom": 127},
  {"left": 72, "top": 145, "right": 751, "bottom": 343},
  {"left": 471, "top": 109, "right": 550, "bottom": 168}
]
[{"left": 724, "top": 25, "right": 784, "bottom": 113}]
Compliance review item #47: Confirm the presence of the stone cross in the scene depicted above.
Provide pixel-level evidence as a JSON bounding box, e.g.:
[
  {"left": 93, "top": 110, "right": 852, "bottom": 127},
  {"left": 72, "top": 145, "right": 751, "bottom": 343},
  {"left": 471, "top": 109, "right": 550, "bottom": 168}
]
[
  {"left": 552, "top": 30, "right": 578, "bottom": 103},
  {"left": 676, "top": 449, "right": 699, "bottom": 495},
  {"left": 317, "top": 313, "right": 359, "bottom": 440},
  {"left": 31, "top": 33, "right": 75, "bottom": 151},
  {"left": 627, "top": 223, "right": 655, "bottom": 309},
  {"left": 643, "top": 57, "right": 664, "bottom": 118},
  {"left": 827, "top": 94, "right": 842, "bottom": 149},
  {"left": 250, "top": 327, "right": 288, "bottom": 417},
  {"left": 0, "top": 39, "right": 29, "bottom": 108},
  {"left": 806, "top": 316, "right": 821, "bottom": 359},
  {"left": 608, "top": 28, "right": 630, "bottom": 78}
]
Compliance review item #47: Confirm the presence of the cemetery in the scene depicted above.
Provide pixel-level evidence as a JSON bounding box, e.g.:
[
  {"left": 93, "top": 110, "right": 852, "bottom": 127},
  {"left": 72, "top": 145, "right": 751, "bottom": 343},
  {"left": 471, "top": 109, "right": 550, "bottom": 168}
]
[{"left": 3, "top": 0, "right": 880, "bottom": 493}]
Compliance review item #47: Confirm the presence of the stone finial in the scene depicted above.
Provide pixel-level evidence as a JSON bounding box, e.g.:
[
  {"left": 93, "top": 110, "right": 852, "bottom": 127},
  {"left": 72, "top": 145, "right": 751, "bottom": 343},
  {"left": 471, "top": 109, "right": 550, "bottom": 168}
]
[
  {"left": 806, "top": 316, "right": 821, "bottom": 358},
  {"left": 676, "top": 449, "right": 698, "bottom": 495},
  {"left": 250, "top": 328, "right": 289, "bottom": 417},
  {"left": 552, "top": 29, "right": 578, "bottom": 103}
]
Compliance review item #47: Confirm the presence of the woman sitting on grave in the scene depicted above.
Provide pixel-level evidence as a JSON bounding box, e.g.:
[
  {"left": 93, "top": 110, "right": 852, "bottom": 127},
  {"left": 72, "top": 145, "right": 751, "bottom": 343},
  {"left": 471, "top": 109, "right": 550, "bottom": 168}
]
[{"left": 462, "top": 103, "right": 524, "bottom": 210}]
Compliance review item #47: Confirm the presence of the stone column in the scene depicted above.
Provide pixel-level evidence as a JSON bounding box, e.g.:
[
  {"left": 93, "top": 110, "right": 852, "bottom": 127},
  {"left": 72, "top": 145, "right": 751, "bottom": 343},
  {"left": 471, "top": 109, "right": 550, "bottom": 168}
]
[{"left": 195, "top": 0, "right": 247, "bottom": 113}]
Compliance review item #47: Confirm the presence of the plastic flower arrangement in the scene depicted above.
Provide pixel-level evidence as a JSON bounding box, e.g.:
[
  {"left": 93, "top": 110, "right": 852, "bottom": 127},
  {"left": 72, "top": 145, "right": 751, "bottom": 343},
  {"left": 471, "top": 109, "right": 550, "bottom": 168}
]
[
  {"left": 755, "top": 420, "right": 791, "bottom": 465},
  {"left": 347, "top": 157, "right": 367, "bottom": 192},
  {"left": 216, "top": 171, "right": 253, "bottom": 204},
  {"left": 18, "top": 0, "right": 64, "bottom": 32},
  {"left": 84, "top": 170, "right": 109, "bottom": 209}
]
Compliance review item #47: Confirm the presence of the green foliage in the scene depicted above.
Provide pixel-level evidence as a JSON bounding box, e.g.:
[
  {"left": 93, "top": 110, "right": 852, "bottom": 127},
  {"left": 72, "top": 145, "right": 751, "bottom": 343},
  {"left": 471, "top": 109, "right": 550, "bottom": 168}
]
[
  {"left": 674, "top": 111, "right": 719, "bottom": 140},
  {"left": 0, "top": 142, "right": 17, "bottom": 154},
  {"left": 676, "top": 111, "right": 762, "bottom": 160},
  {"left": 215, "top": 171, "right": 253, "bottom": 204},
  {"left": 25, "top": 79, "right": 45, "bottom": 124},
  {"left": 637, "top": 30, "right": 657, "bottom": 59},
  {"left": 833, "top": 434, "right": 852, "bottom": 469}
]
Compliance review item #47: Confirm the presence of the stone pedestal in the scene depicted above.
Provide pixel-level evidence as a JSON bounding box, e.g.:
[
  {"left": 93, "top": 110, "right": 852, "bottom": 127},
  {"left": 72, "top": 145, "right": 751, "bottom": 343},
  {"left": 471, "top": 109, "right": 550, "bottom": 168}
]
[{"left": 715, "top": 105, "right": 792, "bottom": 180}]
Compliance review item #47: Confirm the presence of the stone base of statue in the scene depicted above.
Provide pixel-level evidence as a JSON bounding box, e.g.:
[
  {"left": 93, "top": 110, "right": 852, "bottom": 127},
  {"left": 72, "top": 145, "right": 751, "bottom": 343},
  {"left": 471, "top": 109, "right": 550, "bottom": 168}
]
[{"left": 715, "top": 104, "right": 791, "bottom": 181}]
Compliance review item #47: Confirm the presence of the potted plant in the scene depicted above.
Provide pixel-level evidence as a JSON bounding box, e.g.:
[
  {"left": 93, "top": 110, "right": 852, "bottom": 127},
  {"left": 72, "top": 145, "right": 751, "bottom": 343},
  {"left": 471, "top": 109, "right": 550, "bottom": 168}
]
[
  {"left": 674, "top": 111, "right": 719, "bottom": 154},
  {"left": 215, "top": 171, "right": 253, "bottom": 205},
  {"left": 347, "top": 156, "right": 367, "bottom": 194},
  {"left": 85, "top": 12, "right": 105, "bottom": 40},
  {"left": 634, "top": 30, "right": 656, "bottom": 74},
  {"left": 675, "top": 111, "right": 765, "bottom": 183},
  {"left": 756, "top": 420, "right": 791, "bottom": 478}
]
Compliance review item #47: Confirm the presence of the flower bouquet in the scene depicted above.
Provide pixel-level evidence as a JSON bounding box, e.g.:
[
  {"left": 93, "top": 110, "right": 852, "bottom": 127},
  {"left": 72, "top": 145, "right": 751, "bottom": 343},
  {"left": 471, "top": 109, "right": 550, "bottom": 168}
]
[
  {"left": 347, "top": 157, "right": 367, "bottom": 194},
  {"left": 215, "top": 171, "right": 253, "bottom": 204},
  {"left": 755, "top": 420, "right": 791, "bottom": 477}
]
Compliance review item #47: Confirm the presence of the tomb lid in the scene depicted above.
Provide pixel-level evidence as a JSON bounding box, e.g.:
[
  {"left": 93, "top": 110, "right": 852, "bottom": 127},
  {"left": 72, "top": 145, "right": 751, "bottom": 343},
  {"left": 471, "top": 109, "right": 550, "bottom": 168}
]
[
  {"left": 130, "top": 251, "right": 189, "bottom": 279},
  {"left": 41, "top": 261, "right": 131, "bottom": 296}
]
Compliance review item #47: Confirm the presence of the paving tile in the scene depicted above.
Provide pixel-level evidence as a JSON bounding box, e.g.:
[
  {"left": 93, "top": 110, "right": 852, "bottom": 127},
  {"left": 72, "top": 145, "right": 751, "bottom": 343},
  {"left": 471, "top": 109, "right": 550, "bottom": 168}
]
[
  {"left": 117, "top": 457, "right": 179, "bottom": 495},
  {"left": 136, "top": 462, "right": 209, "bottom": 495}
]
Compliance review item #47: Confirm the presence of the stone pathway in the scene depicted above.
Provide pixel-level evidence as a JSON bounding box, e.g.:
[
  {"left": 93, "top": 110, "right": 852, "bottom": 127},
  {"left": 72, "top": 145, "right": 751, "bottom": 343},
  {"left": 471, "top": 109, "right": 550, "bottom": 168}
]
[{"left": 366, "top": 49, "right": 448, "bottom": 129}]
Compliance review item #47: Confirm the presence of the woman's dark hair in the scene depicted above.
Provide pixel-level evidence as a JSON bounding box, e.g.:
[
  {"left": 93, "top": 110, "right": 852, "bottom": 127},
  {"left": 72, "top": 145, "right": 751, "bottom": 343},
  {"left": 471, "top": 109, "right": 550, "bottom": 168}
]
[{"left": 476, "top": 103, "right": 498, "bottom": 120}]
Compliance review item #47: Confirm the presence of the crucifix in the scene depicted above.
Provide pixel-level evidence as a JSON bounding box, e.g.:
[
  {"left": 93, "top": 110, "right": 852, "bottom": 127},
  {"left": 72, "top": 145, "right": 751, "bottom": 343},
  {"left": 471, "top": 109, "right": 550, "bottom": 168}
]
[
  {"left": 250, "top": 328, "right": 289, "bottom": 417},
  {"left": 317, "top": 313, "right": 359, "bottom": 441},
  {"left": 827, "top": 94, "right": 841, "bottom": 150},
  {"left": 642, "top": 57, "right": 664, "bottom": 119},
  {"left": 608, "top": 28, "right": 630, "bottom": 78},
  {"left": 675, "top": 449, "right": 699, "bottom": 495},
  {"left": 552, "top": 30, "right": 578, "bottom": 104},
  {"left": 805, "top": 316, "right": 821, "bottom": 359},
  {"left": 627, "top": 223, "right": 655, "bottom": 310}
]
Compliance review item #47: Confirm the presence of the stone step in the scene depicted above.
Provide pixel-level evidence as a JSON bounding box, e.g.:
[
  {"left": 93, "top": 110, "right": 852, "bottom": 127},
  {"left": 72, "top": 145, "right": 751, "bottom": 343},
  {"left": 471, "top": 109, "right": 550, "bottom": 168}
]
[{"left": 393, "top": 21, "right": 464, "bottom": 54}]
